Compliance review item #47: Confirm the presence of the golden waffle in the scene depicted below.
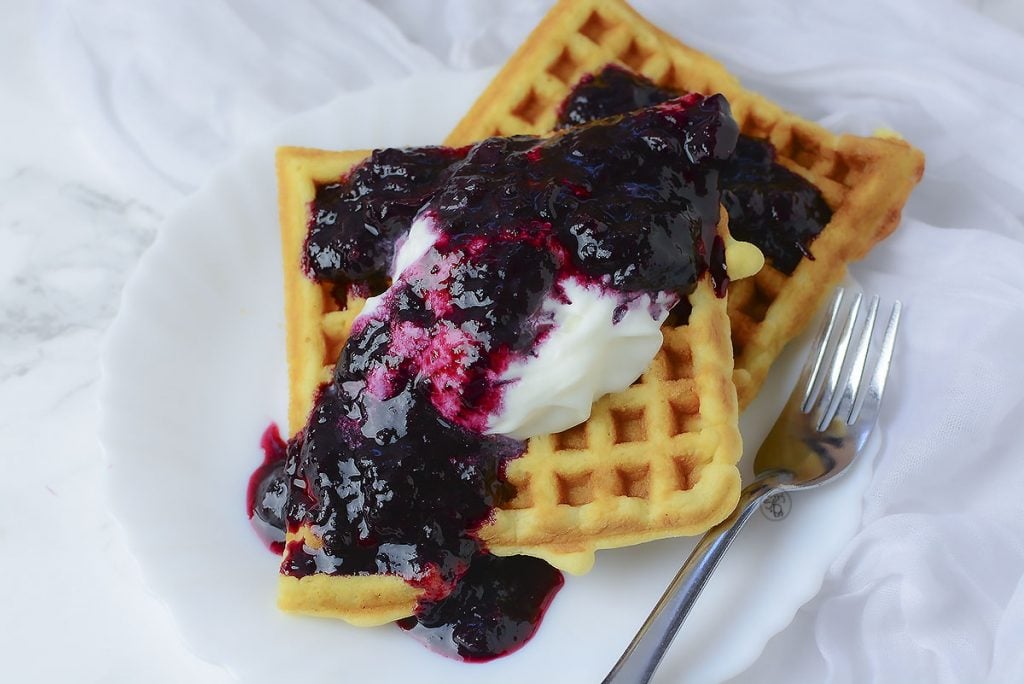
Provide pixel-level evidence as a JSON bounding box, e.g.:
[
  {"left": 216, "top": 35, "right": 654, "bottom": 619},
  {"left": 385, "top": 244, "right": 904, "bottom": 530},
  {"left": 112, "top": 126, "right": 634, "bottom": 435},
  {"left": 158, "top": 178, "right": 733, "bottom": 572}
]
[
  {"left": 446, "top": 0, "right": 925, "bottom": 406},
  {"left": 276, "top": 144, "right": 746, "bottom": 624},
  {"left": 274, "top": 0, "right": 923, "bottom": 627}
]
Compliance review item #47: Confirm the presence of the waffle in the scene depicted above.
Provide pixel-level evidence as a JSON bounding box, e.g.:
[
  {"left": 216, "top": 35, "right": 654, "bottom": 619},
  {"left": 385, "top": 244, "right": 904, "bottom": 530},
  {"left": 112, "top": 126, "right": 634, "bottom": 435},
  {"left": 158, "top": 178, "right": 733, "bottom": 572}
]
[
  {"left": 276, "top": 143, "right": 745, "bottom": 623},
  {"left": 446, "top": 0, "right": 925, "bottom": 406},
  {"left": 274, "top": 0, "right": 923, "bottom": 627}
]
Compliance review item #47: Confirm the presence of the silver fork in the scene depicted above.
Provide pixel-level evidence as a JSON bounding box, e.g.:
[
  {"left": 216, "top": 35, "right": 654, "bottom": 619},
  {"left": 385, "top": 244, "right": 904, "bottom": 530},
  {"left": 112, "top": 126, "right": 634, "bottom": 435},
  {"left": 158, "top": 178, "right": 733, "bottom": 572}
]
[{"left": 603, "top": 288, "right": 902, "bottom": 684}]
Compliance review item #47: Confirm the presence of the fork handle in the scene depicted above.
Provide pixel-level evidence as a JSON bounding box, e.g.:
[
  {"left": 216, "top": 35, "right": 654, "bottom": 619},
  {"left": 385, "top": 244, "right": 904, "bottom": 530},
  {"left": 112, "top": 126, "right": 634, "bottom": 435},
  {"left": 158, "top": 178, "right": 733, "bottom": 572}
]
[{"left": 602, "top": 476, "right": 781, "bottom": 684}]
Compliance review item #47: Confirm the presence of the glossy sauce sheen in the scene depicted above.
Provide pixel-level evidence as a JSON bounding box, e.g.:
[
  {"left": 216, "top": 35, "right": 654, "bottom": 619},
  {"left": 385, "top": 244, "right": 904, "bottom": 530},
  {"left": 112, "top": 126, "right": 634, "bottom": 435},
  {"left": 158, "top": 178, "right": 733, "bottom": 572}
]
[
  {"left": 396, "top": 554, "right": 564, "bottom": 662},
  {"left": 558, "top": 64, "right": 832, "bottom": 273},
  {"left": 255, "top": 94, "right": 737, "bottom": 661},
  {"left": 247, "top": 423, "right": 289, "bottom": 555}
]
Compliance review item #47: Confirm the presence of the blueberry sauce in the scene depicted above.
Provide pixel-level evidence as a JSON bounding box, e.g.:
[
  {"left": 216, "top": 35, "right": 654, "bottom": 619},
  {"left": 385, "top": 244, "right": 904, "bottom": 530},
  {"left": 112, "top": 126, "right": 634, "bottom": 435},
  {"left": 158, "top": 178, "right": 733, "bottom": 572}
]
[
  {"left": 260, "top": 95, "right": 737, "bottom": 661},
  {"left": 397, "top": 554, "right": 564, "bottom": 662},
  {"left": 557, "top": 64, "right": 833, "bottom": 274},
  {"left": 247, "top": 423, "right": 289, "bottom": 554},
  {"left": 305, "top": 146, "right": 467, "bottom": 283},
  {"left": 557, "top": 62, "right": 678, "bottom": 128},
  {"left": 281, "top": 381, "right": 522, "bottom": 595},
  {"left": 720, "top": 136, "right": 831, "bottom": 273}
]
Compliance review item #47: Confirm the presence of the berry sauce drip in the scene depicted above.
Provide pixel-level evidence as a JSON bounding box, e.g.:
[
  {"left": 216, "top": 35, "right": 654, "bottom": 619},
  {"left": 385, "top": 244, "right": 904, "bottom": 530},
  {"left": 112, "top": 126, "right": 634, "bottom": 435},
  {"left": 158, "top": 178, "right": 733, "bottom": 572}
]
[
  {"left": 266, "top": 95, "right": 736, "bottom": 661},
  {"left": 397, "top": 554, "right": 564, "bottom": 662},
  {"left": 247, "top": 424, "right": 289, "bottom": 555},
  {"left": 557, "top": 64, "right": 833, "bottom": 274}
]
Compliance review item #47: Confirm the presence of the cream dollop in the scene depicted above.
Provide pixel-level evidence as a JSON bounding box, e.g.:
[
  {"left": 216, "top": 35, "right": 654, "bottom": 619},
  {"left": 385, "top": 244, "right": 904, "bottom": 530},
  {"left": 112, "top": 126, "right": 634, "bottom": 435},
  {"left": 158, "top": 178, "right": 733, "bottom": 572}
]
[{"left": 486, "top": 279, "right": 674, "bottom": 440}]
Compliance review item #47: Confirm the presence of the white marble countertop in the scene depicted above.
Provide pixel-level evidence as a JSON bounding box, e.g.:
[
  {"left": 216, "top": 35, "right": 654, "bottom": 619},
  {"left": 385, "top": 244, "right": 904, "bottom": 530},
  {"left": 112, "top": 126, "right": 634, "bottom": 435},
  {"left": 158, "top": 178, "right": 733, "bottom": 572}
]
[
  {"left": 0, "top": 5, "right": 228, "bottom": 682},
  {"left": 4, "top": 1, "right": 1024, "bottom": 682}
]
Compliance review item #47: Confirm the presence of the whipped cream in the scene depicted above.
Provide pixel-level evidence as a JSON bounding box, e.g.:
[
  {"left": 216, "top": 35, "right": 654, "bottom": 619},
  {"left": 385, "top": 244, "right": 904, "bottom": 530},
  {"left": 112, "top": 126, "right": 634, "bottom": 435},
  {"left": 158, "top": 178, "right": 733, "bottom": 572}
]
[
  {"left": 486, "top": 280, "right": 674, "bottom": 440},
  {"left": 357, "top": 213, "right": 439, "bottom": 320}
]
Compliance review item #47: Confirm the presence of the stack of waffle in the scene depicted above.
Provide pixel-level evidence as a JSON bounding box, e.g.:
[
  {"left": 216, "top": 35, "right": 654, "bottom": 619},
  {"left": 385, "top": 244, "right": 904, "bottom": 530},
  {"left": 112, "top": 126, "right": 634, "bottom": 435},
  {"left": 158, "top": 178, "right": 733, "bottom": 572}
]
[{"left": 274, "top": 0, "right": 923, "bottom": 625}]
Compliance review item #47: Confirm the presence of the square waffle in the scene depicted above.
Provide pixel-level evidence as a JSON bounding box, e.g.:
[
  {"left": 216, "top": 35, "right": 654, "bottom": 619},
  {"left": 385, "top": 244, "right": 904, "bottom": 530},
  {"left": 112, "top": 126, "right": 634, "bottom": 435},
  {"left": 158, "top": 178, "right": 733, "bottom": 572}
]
[
  {"left": 276, "top": 146, "right": 743, "bottom": 624},
  {"left": 446, "top": 0, "right": 925, "bottom": 406}
]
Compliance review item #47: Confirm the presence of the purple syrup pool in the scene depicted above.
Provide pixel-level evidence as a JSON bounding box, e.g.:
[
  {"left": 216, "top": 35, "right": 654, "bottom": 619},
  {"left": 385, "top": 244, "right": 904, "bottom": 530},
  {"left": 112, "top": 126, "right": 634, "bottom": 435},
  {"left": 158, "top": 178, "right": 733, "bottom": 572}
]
[
  {"left": 252, "top": 93, "right": 737, "bottom": 661},
  {"left": 558, "top": 64, "right": 833, "bottom": 274}
]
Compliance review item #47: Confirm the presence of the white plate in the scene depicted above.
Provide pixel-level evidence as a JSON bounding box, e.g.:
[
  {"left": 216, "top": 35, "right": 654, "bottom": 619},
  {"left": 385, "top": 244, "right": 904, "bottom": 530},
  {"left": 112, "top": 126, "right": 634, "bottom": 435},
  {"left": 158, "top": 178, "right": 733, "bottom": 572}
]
[{"left": 100, "top": 68, "right": 872, "bottom": 684}]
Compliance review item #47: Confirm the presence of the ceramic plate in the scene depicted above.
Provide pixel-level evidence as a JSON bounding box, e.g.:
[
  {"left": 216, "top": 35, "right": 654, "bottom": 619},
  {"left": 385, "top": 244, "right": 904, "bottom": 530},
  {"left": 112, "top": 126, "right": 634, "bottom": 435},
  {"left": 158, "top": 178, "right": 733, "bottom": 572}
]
[{"left": 99, "top": 68, "right": 872, "bottom": 684}]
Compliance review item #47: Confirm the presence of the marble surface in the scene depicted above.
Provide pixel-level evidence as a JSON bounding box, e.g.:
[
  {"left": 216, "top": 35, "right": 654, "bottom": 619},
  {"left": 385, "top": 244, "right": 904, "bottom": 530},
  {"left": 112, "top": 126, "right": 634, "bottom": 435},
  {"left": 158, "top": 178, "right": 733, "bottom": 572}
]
[
  {"left": 0, "top": 6, "right": 226, "bottom": 682},
  {"left": 2, "top": 1, "right": 1023, "bottom": 682}
]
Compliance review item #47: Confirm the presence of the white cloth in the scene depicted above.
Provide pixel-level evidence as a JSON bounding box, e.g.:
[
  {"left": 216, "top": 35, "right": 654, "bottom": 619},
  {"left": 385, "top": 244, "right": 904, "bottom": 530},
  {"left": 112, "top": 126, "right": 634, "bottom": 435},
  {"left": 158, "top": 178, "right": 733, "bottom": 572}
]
[{"left": 42, "top": 0, "right": 1024, "bottom": 681}]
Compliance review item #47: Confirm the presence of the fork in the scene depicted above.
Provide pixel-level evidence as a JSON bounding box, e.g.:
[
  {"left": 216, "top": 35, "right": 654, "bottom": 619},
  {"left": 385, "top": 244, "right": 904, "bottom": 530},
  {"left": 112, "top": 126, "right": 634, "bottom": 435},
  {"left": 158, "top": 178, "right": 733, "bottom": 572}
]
[{"left": 603, "top": 288, "right": 902, "bottom": 684}]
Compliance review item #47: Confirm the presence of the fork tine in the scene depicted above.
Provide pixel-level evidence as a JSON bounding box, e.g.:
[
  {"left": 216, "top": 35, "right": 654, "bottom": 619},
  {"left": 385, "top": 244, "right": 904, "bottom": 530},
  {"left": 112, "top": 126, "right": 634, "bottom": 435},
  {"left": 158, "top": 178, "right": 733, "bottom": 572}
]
[
  {"left": 850, "top": 300, "right": 902, "bottom": 425},
  {"left": 801, "top": 289, "right": 845, "bottom": 413},
  {"left": 815, "top": 292, "right": 862, "bottom": 429},
  {"left": 832, "top": 294, "right": 879, "bottom": 425}
]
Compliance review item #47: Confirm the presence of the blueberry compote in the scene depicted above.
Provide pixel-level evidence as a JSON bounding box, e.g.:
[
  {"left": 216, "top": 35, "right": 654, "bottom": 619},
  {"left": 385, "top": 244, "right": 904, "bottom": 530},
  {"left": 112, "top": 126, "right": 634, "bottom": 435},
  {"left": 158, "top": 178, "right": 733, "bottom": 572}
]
[
  {"left": 397, "top": 554, "right": 564, "bottom": 662},
  {"left": 557, "top": 64, "right": 833, "bottom": 274},
  {"left": 306, "top": 146, "right": 466, "bottom": 283},
  {"left": 256, "top": 94, "right": 737, "bottom": 661},
  {"left": 247, "top": 424, "right": 289, "bottom": 554}
]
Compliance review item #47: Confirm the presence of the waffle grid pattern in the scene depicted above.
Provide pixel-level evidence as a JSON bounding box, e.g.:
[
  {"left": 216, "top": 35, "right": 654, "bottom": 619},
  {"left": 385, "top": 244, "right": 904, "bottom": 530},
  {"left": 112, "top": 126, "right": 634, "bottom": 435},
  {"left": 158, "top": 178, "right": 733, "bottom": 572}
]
[
  {"left": 478, "top": 282, "right": 741, "bottom": 569},
  {"left": 446, "top": 0, "right": 924, "bottom": 406}
]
